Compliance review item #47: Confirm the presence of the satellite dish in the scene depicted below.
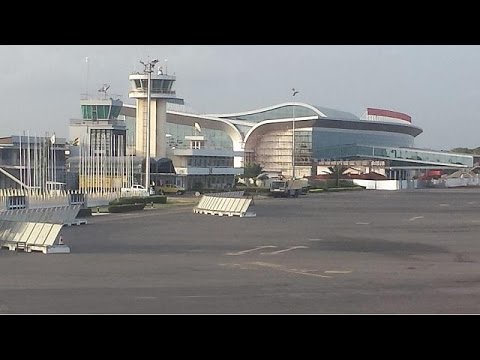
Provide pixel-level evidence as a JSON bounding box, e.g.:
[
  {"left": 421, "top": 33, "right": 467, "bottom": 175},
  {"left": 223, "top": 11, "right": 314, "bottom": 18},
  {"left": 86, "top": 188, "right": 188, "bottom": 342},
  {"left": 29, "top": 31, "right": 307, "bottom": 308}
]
[{"left": 195, "top": 191, "right": 200, "bottom": 197}]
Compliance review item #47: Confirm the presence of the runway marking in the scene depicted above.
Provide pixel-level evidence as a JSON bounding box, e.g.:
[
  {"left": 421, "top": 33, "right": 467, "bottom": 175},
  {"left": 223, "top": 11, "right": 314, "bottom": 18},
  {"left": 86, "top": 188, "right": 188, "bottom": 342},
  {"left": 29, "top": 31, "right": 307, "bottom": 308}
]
[
  {"left": 261, "top": 246, "right": 308, "bottom": 255},
  {"left": 226, "top": 245, "right": 277, "bottom": 256},
  {"left": 219, "top": 263, "right": 257, "bottom": 270},
  {"left": 92, "top": 207, "right": 192, "bottom": 223},
  {"left": 439, "top": 204, "right": 450, "bottom": 207},
  {"left": 308, "top": 238, "right": 324, "bottom": 242},
  {"left": 249, "top": 262, "right": 332, "bottom": 278},
  {"left": 356, "top": 222, "right": 370, "bottom": 225},
  {"left": 468, "top": 202, "right": 476, "bottom": 205},
  {"left": 409, "top": 216, "right": 424, "bottom": 221},
  {"left": 324, "top": 270, "right": 352, "bottom": 274}
]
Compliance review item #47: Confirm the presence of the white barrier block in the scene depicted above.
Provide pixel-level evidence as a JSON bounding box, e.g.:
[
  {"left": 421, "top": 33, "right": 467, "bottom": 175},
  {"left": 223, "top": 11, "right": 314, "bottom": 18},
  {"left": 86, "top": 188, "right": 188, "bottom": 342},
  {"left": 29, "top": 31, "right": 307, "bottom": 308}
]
[
  {"left": 193, "top": 195, "right": 255, "bottom": 218},
  {"left": 197, "top": 196, "right": 206, "bottom": 209},
  {"left": 20, "top": 222, "right": 37, "bottom": 243},
  {"left": 6, "top": 222, "right": 23, "bottom": 242},
  {"left": 26, "top": 223, "right": 46, "bottom": 245},
  {"left": 46, "top": 245, "right": 71, "bottom": 254},
  {"left": 43, "top": 224, "right": 64, "bottom": 247},
  {"left": 34, "top": 224, "right": 54, "bottom": 245},
  {"left": 12, "top": 222, "right": 30, "bottom": 242},
  {"left": 240, "top": 198, "right": 252, "bottom": 214}
]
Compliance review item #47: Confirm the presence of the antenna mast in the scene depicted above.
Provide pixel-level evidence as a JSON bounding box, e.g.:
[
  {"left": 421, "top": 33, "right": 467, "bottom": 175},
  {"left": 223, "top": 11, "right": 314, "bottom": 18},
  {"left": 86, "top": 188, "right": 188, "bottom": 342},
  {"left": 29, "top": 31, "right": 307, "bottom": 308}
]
[{"left": 85, "top": 56, "right": 90, "bottom": 98}]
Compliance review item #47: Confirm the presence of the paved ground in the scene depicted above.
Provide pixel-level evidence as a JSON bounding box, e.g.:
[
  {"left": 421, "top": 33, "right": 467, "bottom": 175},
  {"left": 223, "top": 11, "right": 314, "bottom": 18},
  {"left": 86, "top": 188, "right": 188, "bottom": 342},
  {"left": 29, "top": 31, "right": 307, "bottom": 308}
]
[{"left": 1, "top": 188, "right": 480, "bottom": 314}]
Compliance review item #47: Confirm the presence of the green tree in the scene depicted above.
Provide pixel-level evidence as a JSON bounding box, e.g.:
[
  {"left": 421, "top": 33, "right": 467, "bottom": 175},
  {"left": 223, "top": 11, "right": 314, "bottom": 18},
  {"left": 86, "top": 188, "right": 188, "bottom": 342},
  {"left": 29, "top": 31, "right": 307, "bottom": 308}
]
[{"left": 242, "top": 163, "right": 263, "bottom": 186}]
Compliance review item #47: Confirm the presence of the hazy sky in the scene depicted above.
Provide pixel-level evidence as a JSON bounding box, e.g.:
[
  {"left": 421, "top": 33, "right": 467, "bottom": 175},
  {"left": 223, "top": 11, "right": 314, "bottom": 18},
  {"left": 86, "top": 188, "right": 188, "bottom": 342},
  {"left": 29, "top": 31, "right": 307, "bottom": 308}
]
[{"left": 1, "top": 45, "right": 479, "bottom": 150}]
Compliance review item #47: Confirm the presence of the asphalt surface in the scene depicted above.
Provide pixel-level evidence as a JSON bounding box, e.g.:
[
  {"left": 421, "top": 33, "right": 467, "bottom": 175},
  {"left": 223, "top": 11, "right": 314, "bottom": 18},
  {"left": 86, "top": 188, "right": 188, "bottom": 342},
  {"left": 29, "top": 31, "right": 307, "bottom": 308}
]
[{"left": 1, "top": 188, "right": 480, "bottom": 314}]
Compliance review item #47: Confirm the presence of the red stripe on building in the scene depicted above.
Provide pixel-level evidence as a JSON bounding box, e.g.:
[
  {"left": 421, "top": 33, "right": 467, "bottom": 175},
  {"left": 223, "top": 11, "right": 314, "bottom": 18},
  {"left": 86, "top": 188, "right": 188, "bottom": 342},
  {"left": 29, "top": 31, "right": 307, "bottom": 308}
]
[{"left": 367, "top": 108, "right": 411, "bottom": 123}]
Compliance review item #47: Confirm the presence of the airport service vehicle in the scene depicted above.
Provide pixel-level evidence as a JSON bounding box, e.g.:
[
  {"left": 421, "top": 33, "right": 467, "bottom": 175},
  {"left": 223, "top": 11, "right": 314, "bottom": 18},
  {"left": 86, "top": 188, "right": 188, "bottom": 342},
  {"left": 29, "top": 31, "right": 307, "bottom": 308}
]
[
  {"left": 269, "top": 178, "right": 308, "bottom": 198},
  {"left": 156, "top": 183, "right": 186, "bottom": 195}
]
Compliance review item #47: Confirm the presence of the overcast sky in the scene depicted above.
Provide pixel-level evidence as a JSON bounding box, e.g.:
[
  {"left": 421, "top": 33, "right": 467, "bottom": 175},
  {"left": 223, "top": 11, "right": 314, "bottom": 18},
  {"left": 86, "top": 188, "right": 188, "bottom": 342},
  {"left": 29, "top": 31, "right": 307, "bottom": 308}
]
[{"left": 0, "top": 45, "right": 479, "bottom": 150}]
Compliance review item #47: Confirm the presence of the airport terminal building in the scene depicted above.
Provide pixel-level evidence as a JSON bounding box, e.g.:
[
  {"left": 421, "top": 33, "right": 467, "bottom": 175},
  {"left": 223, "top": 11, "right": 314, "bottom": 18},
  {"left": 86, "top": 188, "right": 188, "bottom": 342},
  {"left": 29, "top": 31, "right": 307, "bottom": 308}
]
[{"left": 118, "top": 100, "right": 472, "bottom": 186}]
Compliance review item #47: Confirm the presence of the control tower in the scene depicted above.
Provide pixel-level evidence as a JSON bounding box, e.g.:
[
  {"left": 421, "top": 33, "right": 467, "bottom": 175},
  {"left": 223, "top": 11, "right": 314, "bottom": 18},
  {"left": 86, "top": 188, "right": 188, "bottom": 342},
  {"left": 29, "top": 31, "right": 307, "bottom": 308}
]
[{"left": 128, "top": 64, "right": 181, "bottom": 159}]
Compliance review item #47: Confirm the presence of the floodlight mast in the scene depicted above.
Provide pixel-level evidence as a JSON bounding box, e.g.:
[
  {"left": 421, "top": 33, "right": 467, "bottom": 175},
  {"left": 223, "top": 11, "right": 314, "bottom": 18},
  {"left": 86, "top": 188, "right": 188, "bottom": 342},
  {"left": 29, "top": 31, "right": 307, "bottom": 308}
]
[
  {"left": 292, "top": 88, "right": 299, "bottom": 179},
  {"left": 140, "top": 58, "right": 159, "bottom": 189}
]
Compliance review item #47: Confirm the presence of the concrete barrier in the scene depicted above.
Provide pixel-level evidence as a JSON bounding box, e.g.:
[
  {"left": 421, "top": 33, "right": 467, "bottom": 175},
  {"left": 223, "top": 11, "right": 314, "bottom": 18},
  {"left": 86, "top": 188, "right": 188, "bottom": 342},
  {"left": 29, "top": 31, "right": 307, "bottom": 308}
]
[
  {"left": 353, "top": 179, "right": 400, "bottom": 190},
  {"left": 193, "top": 195, "right": 256, "bottom": 217},
  {"left": 0, "top": 205, "right": 81, "bottom": 254},
  {"left": 207, "top": 191, "right": 245, "bottom": 198}
]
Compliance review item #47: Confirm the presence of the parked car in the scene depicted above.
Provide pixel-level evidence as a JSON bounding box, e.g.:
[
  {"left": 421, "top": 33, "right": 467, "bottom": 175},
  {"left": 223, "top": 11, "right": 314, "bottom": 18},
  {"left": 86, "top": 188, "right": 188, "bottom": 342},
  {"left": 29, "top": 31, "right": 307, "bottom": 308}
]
[
  {"left": 156, "top": 184, "right": 186, "bottom": 195},
  {"left": 120, "top": 184, "right": 150, "bottom": 197}
]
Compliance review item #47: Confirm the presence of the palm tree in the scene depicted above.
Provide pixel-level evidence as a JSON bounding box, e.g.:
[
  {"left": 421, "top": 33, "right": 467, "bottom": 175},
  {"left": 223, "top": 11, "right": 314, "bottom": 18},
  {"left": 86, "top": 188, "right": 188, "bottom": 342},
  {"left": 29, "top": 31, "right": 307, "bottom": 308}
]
[{"left": 328, "top": 165, "right": 348, "bottom": 188}]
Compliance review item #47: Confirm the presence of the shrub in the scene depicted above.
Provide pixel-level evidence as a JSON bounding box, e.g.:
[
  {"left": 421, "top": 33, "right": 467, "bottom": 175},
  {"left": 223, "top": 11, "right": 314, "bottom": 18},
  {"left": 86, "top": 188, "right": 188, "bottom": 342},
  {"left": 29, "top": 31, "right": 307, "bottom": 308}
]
[
  {"left": 243, "top": 187, "right": 270, "bottom": 195},
  {"left": 148, "top": 195, "right": 167, "bottom": 204},
  {"left": 109, "top": 196, "right": 167, "bottom": 206},
  {"left": 108, "top": 203, "right": 146, "bottom": 213},
  {"left": 326, "top": 186, "right": 364, "bottom": 192}
]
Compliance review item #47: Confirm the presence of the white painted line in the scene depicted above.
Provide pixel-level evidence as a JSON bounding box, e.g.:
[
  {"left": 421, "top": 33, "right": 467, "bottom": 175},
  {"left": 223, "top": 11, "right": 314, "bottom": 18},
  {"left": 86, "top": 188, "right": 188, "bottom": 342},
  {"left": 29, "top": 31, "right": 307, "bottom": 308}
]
[
  {"left": 356, "top": 222, "right": 370, "bottom": 225},
  {"left": 226, "top": 245, "right": 277, "bottom": 256},
  {"left": 262, "top": 246, "right": 308, "bottom": 255},
  {"left": 219, "top": 263, "right": 257, "bottom": 270},
  {"left": 287, "top": 270, "right": 331, "bottom": 278},
  {"left": 250, "top": 262, "right": 331, "bottom": 278},
  {"left": 324, "top": 270, "right": 352, "bottom": 274},
  {"left": 468, "top": 202, "right": 476, "bottom": 205},
  {"left": 409, "top": 216, "right": 424, "bottom": 221},
  {"left": 93, "top": 207, "right": 192, "bottom": 223},
  {"left": 308, "top": 238, "right": 324, "bottom": 242},
  {"left": 439, "top": 204, "right": 450, "bottom": 207}
]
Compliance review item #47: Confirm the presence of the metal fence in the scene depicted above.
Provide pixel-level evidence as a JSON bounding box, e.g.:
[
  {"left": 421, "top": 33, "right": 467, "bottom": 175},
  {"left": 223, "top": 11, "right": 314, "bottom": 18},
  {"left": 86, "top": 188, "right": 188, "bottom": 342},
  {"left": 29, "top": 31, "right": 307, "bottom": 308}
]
[
  {"left": 0, "top": 189, "right": 118, "bottom": 211},
  {"left": 206, "top": 191, "right": 245, "bottom": 198}
]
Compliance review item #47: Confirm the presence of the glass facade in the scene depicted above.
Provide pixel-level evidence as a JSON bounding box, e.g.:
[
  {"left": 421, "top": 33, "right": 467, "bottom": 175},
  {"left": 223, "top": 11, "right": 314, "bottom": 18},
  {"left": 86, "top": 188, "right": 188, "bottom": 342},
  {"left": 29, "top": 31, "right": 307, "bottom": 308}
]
[
  {"left": 315, "top": 144, "right": 473, "bottom": 167},
  {"left": 295, "top": 130, "right": 312, "bottom": 165},
  {"left": 186, "top": 156, "right": 234, "bottom": 167},
  {"left": 132, "top": 78, "right": 174, "bottom": 93},
  {"left": 312, "top": 127, "right": 414, "bottom": 155},
  {"left": 166, "top": 123, "right": 232, "bottom": 150},
  {"left": 82, "top": 104, "right": 121, "bottom": 120}
]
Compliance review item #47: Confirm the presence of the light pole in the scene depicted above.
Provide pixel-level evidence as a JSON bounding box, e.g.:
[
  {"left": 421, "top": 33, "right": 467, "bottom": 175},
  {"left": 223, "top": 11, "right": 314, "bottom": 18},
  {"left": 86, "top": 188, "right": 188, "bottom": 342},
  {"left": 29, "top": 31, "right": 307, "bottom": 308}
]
[
  {"left": 140, "top": 58, "right": 158, "bottom": 190},
  {"left": 292, "top": 88, "right": 299, "bottom": 178}
]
